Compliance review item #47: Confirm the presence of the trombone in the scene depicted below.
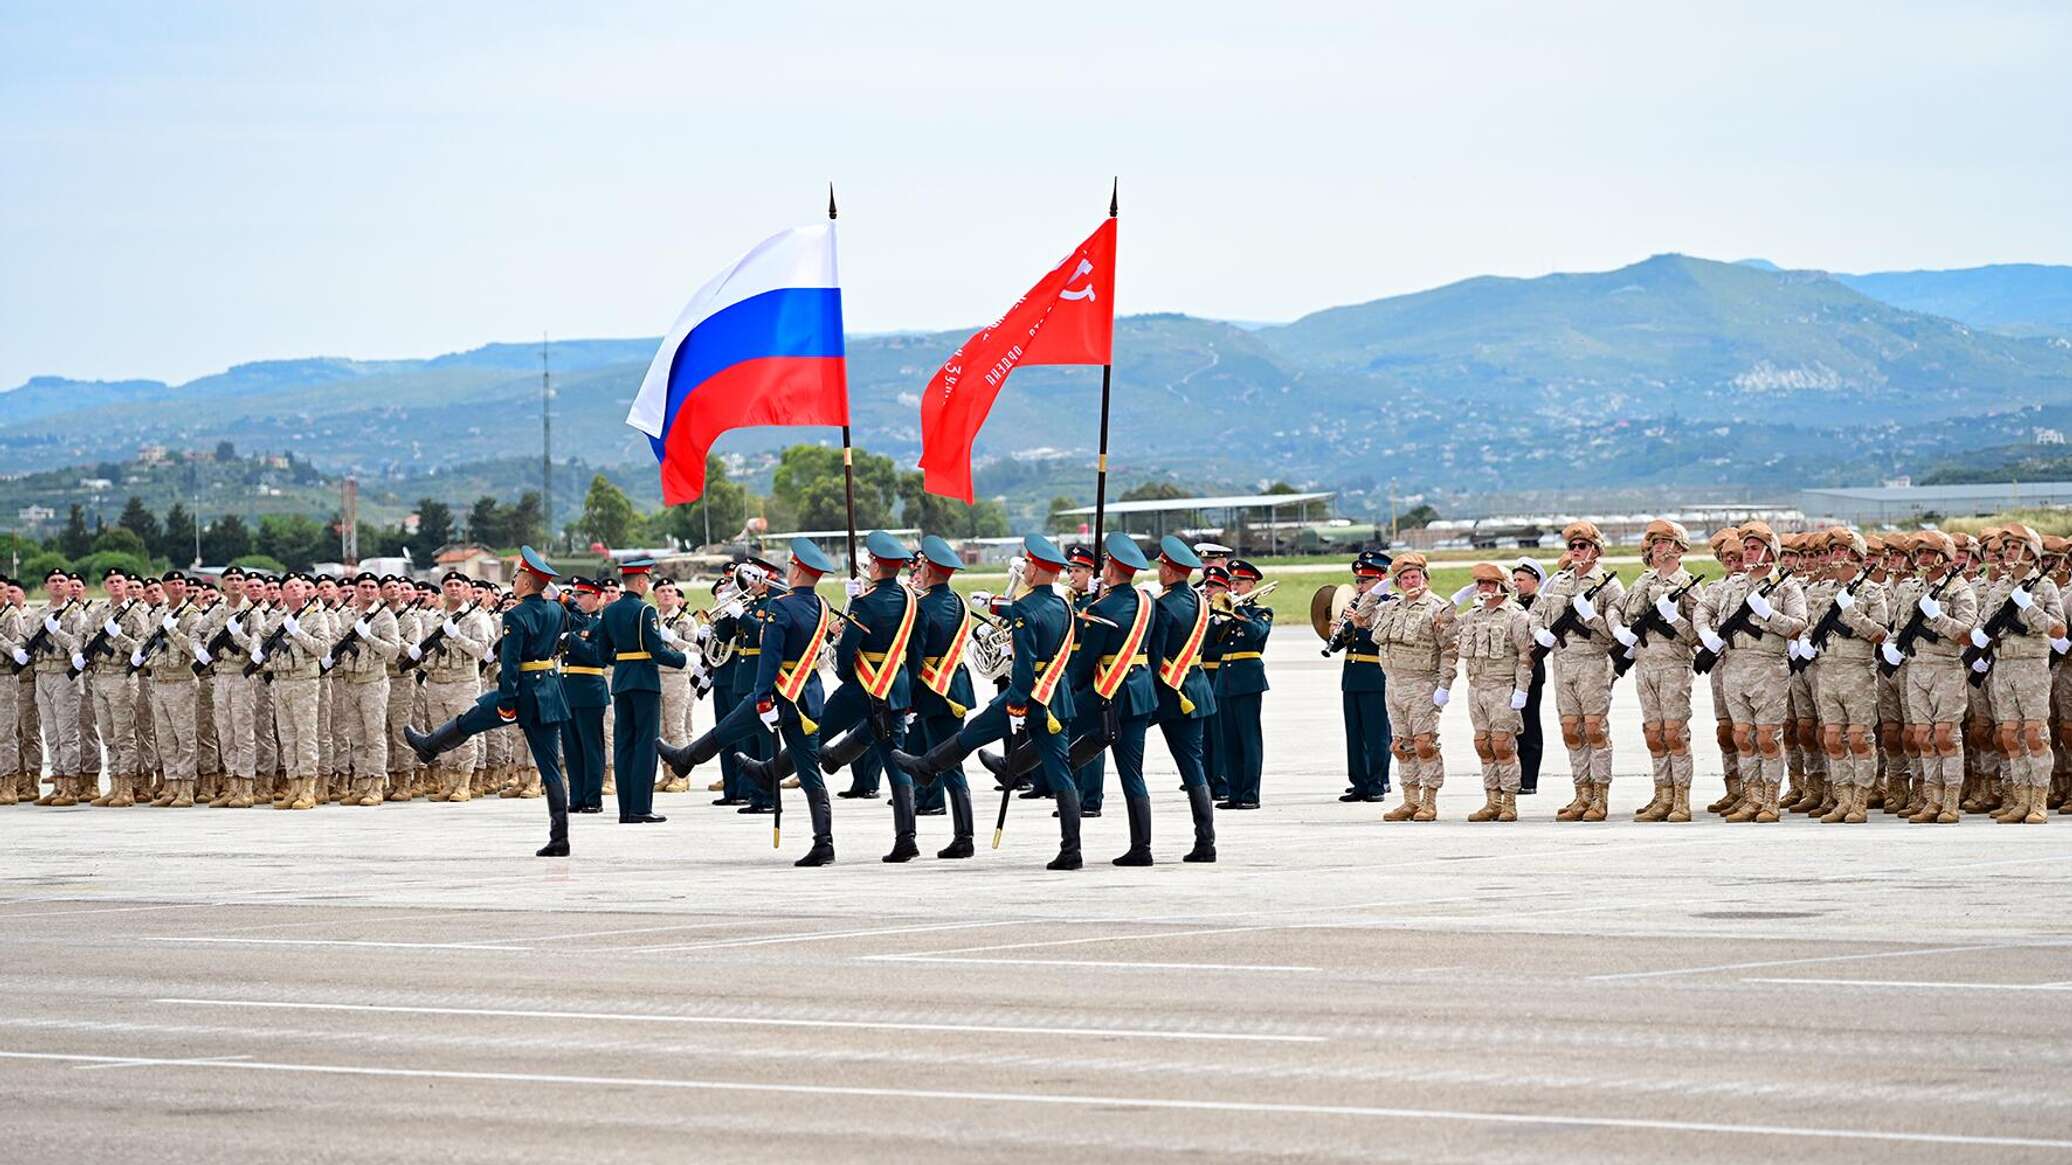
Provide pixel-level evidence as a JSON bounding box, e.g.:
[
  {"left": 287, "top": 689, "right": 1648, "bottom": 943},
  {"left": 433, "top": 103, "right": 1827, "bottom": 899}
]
[{"left": 1209, "top": 579, "right": 1279, "bottom": 616}]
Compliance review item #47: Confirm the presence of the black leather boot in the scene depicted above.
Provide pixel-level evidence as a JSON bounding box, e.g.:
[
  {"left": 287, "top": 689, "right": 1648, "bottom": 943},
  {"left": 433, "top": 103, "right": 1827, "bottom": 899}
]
[
  {"left": 818, "top": 725, "right": 876, "bottom": 775},
  {"left": 937, "top": 783, "right": 975, "bottom": 859},
  {"left": 658, "top": 729, "right": 722, "bottom": 779},
  {"left": 980, "top": 730, "right": 1107, "bottom": 791},
  {"left": 1183, "top": 784, "right": 1216, "bottom": 863},
  {"left": 890, "top": 735, "right": 967, "bottom": 782},
  {"left": 404, "top": 716, "right": 467, "bottom": 766},
  {"left": 1113, "top": 795, "right": 1153, "bottom": 866},
  {"left": 735, "top": 747, "right": 794, "bottom": 793},
  {"left": 794, "top": 788, "right": 835, "bottom": 867},
  {"left": 1047, "top": 783, "right": 1084, "bottom": 870},
  {"left": 883, "top": 785, "right": 919, "bottom": 863}
]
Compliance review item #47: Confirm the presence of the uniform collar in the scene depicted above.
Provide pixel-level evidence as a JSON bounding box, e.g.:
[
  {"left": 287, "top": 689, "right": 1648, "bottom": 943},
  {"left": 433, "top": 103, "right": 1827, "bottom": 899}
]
[
  {"left": 789, "top": 584, "right": 815, "bottom": 595},
  {"left": 927, "top": 582, "right": 951, "bottom": 594}
]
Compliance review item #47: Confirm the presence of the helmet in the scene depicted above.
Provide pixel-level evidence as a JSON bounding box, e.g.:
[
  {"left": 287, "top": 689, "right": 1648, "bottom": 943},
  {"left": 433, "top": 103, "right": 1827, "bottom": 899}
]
[
  {"left": 1828, "top": 526, "right": 1867, "bottom": 557},
  {"left": 1738, "top": 521, "right": 1781, "bottom": 560},
  {"left": 1469, "top": 562, "right": 1507, "bottom": 586},
  {"left": 1642, "top": 519, "right": 1690, "bottom": 550},
  {"left": 1708, "top": 528, "right": 1741, "bottom": 558},
  {"left": 1561, "top": 521, "right": 1605, "bottom": 549},
  {"left": 2003, "top": 522, "right": 2044, "bottom": 561},
  {"left": 1915, "top": 530, "right": 1956, "bottom": 560}
]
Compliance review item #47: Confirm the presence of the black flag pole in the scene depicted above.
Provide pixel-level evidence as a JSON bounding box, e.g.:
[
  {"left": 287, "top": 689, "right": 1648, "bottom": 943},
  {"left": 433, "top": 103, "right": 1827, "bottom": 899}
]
[
  {"left": 1090, "top": 178, "right": 1118, "bottom": 565},
  {"left": 831, "top": 182, "right": 860, "bottom": 579}
]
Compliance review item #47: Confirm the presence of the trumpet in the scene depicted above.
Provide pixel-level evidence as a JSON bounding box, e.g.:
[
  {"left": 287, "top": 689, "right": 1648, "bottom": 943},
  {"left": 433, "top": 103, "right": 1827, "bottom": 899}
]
[{"left": 1210, "top": 580, "right": 1278, "bottom": 615}]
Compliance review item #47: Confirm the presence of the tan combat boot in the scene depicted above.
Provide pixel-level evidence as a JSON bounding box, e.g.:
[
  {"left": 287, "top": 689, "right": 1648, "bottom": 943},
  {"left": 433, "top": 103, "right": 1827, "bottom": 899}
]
[
  {"left": 291, "top": 778, "right": 317, "bottom": 810},
  {"left": 1467, "top": 788, "right": 1500, "bottom": 822},
  {"left": 1755, "top": 777, "right": 1783, "bottom": 823},
  {"left": 49, "top": 777, "right": 79, "bottom": 807},
  {"left": 707, "top": 777, "right": 726, "bottom": 792},
  {"left": 1635, "top": 783, "right": 1671, "bottom": 822},
  {"left": 207, "top": 778, "right": 234, "bottom": 808},
  {"left": 1993, "top": 785, "right": 2026, "bottom": 824},
  {"left": 1666, "top": 784, "right": 1692, "bottom": 823},
  {"left": 227, "top": 778, "right": 255, "bottom": 809},
  {"left": 0, "top": 782, "right": 14, "bottom": 807},
  {"left": 1707, "top": 776, "right": 1742, "bottom": 815},
  {"left": 1556, "top": 782, "right": 1589, "bottom": 822},
  {"left": 1725, "top": 781, "right": 1762, "bottom": 823},
  {"left": 1581, "top": 784, "right": 1608, "bottom": 822},
  {"left": 171, "top": 779, "right": 196, "bottom": 808},
  {"left": 1412, "top": 785, "right": 1438, "bottom": 822},
  {"left": 1497, "top": 789, "right": 1518, "bottom": 822},
  {"left": 1907, "top": 780, "right": 1941, "bottom": 823},
  {"left": 1935, "top": 783, "right": 1961, "bottom": 824},
  {"left": 36, "top": 777, "right": 63, "bottom": 806},
  {"left": 1820, "top": 782, "right": 1849, "bottom": 823},
  {"left": 89, "top": 776, "right": 115, "bottom": 807},
  {"left": 2024, "top": 785, "right": 2049, "bottom": 824},
  {"left": 1382, "top": 785, "right": 1419, "bottom": 822}
]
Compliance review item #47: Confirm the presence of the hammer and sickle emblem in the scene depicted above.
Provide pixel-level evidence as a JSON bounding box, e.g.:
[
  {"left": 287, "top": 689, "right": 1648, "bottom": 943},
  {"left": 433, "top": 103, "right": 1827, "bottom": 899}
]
[{"left": 1058, "top": 258, "right": 1097, "bottom": 302}]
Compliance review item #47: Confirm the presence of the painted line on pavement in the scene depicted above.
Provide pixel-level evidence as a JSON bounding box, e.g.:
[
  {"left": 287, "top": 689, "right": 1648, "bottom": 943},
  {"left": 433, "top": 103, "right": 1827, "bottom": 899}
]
[
  {"left": 0, "top": 903, "right": 219, "bottom": 920},
  {"left": 1587, "top": 942, "right": 2039, "bottom": 982},
  {"left": 141, "top": 937, "right": 530, "bottom": 952},
  {"left": 0, "top": 1049, "right": 2066, "bottom": 1150},
  {"left": 1744, "top": 977, "right": 2072, "bottom": 993},
  {"left": 157, "top": 998, "right": 1325, "bottom": 1044},
  {"left": 617, "top": 919, "right": 1025, "bottom": 953},
  {"left": 873, "top": 956, "right": 1320, "bottom": 973}
]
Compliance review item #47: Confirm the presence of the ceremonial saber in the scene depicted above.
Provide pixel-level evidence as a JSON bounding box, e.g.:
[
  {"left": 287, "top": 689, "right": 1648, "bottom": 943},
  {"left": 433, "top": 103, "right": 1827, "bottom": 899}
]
[
  {"left": 769, "top": 718, "right": 782, "bottom": 850},
  {"left": 991, "top": 725, "right": 1028, "bottom": 849}
]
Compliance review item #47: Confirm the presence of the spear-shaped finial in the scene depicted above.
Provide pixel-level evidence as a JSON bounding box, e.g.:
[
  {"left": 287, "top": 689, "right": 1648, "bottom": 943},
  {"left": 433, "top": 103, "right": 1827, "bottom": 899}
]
[
  {"left": 1108, "top": 176, "right": 1118, "bottom": 218},
  {"left": 828, "top": 183, "right": 838, "bottom": 221}
]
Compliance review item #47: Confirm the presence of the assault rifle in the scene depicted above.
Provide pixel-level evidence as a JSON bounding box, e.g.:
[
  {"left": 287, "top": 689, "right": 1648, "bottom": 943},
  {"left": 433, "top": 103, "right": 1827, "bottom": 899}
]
[
  {"left": 1692, "top": 568, "right": 1794, "bottom": 675},
  {"left": 72, "top": 598, "right": 141, "bottom": 678},
  {"left": 1961, "top": 565, "right": 2044, "bottom": 687},
  {"left": 10, "top": 598, "right": 80, "bottom": 675},
  {"left": 318, "top": 602, "right": 381, "bottom": 676},
  {"left": 125, "top": 599, "right": 195, "bottom": 675},
  {"left": 398, "top": 602, "right": 479, "bottom": 677},
  {"left": 1530, "top": 571, "right": 1619, "bottom": 669},
  {"left": 193, "top": 605, "right": 248, "bottom": 675},
  {"left": 1877, "top": 570, "right": 1960, "bottom": 678},
  {"left": 1789, "top": 564, "right": 1875, "bottom": 675},
  {"left": 1612, "top": 574, "right": 1705, "bottom": 679},
  {"left": 245, "top": 599, "right": 322, "bottom": 680}
]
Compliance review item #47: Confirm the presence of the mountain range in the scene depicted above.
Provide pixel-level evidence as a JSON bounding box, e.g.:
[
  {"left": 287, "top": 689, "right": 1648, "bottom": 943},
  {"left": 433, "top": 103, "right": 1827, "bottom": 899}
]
[{"left": 5, "top": 255, "right": 2070, "bottom": 520}]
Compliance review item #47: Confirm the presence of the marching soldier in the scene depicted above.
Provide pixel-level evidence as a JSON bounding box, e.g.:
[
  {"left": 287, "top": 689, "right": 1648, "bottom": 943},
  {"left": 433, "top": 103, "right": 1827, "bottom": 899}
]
[
  {"left": 1798, "top": 528, "right": 1890, "bottom": 823},
  {"left": 192, "top": 569, "right": 254, "bottom": 808},
  {"left": 906, "top": 535, "right": 979, "bottom": 856},
  {"left": 190, "top": 578, "right": 221, "bottom": 805},
  {"left": 741, "top": 531, "right": 916, "bottom": 859},
  {"left": 1980, "top": 523, "right": 2063, "bottom": 824},
  {"left": 247, "top": 574, "right": 282, "bottom": 803},
  {"left": 895, "top": 535, "right": 1084, "bottom": 870},
  {"left": 1882, "top": 529, "right": 1978, "bottom": 824},
  {"left": 1071, "top": 533, "right": 1159, "bottom": 865},
  {"left": 380, "top": 577, "right": 420, "bottom": 800},
  {"left": 325, "top": 571, "right": 402, "bottom": 807},
  {"left": 1963, "top": 531, "right": 2009, "bottom": 814},
  {"left": 30, "top": 568, "right": 86, "bottom": 805},
  {"left": 723, "top": 557, "right": 781, "bottom": 815},
  {"left": 1529, "top": 522, "right": 1626, "bottom": 822},
  {"left": 1454, "top": 563, "right": 1531, "bottom": 821},
  {"left": 1370, "top": 551, "right": 1457, "bottom": 822},
  {"left": 1782, "top": 535, "right": 1830, "bottom": 814},
  {"left": 1338, "top": 550, "right": 1393, "bottom": 803},
  {"left": 594, "top": 558, "right": 686, "bottom": 824},
  {"left": 138, "top": 571, "right": 204, "bottom": 808},
  {"left": 406, "top": 547, "right": 574, "bottom": 856},
  {"left": 1213, "top": 560, "right": 1272, "bottom": 810},
  {"left": 596, "top": 574, "right": 621, "bottom": 800},
  {"left": 1617, "top": 521, "right": 1701, "bottom": 822},
  {"left": 659, "top": 538, "right": 842, "bottom": 866},
  {"left": 698, "top": 571, "right": 750, "bottom": 807},
  {"left": 1700, "top": 522, "right": 1809, "bottom": 823},
  {"left": 1148, "top": 536, "right": 1218, "bottom": 861},
  {"left": 559, "top": 577, "right": 611, "bottom": 813},
  {"left": 1059, "top": 543, "right": 1103, "bottom": 810}
]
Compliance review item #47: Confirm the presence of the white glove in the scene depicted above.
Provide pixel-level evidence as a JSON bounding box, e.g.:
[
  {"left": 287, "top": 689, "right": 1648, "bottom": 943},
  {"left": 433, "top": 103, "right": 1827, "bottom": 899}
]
[
  {"left": 1532, "top": 628, "right": 1556, "bottom": 649},
  {"left": 1795, "top": 637, "right": 1816, "bottom": 660},
  {"left": 1699, "top": 629, "right": 1726, "bottom": 655},
  {"left": 693, "top": 623, "right": 713, "bottom": 645},
  {"left": 283, "top": 615, "right": 301, "bottom": 635},
  {"left": 44, "top": 615, "right": 60, "bottom": 634},
  {"left": 1612, "top": 626, "right": 1637, "bottom": 649},
  {"left": 251, "top": 647, "right": 266, "bottom": 665},
  {"left": 2012, "top": 588, "right": 2033, "bottom": 610},
  {"left": 321, "top": 654, "right": 334, "bottom": 670},
  {"left": 843, "top": 577, "right": 864, "bottom": 600},
  {"left": 969, "top": 590, "right": 994, "bottom": 609},
  {"left": 2051, "top": 636, "right": 2071, "bottom": 654},
  {"left": 103, "top": 618, "right": 121, "bottom": 637},
  {"left": 1747, "top": 592, "right": 1774, "bottom": 620},
  {"left": 1969, "top": 627, "right": 1990, "bottom": 649},
  {"left": 160, "top": 614, "right": 178, "bottom": 633},
  {"left": 1431, "top": 686, "right": 1449, "bottom": 708},
  {"left": 194, "top": 646, "right": 211, "bottom": 667},
  {"left": 10, "top": 648, "right": 28, "bottom": 665},
  {"left": 1833, "top": 589, "right": 1854, "bottom": 611},
  {"left": 1088, "top": 578, "right": 1104, "bottom": 596},
  {"left": 1572, "top": 595, "right": 1597, "bottom": 622},
  {"left": 1971, "top": 657, "right": 1991, "bottom": 674},
  {"left": 227, "top": 616, "right": 243, "bottom": 637},
  {"left": 758, "top": 703, "right": 780, "bottom": 729},
  {"left": 441, "top": 619, "right": 460, "bottom": 637},
  {"left": 1785, "top": 639, "right": 1802, "bottom": 660},
  {"left": 406, "top": 644, "right": 421, "bottom": 661},
  {"left": 1918, "top": 595, "right": 1942, "bottom": 620},
  {"left": 657, "top": 627, "right": 679, "bottom": 647},
  {"left": 129, "top": 650, "right": 145, "bottom": 668},
  {"left": 904, "top": 711, "right": 918, "bottom": 728},
  {"left": 70, "top": 653, "right": 85, "bottom": 672},
  {"left": 1449, "top": 584, "right": 1477, "bottom": 606},
  {"left": 1654, "top": 595, "right": 1681, "bottom": 624},
  {"left": 1007, "top": 711, "right": 1026, "bottom": 735},
  {"left": 1880, "top": 642, "right": 1903, "bottom": 666},
  {"left": 354, "top": 619, "right": 372, "bottom": 637},
  {"left": 1509, "top": 689, "right": 1528, "bottom": 710}
]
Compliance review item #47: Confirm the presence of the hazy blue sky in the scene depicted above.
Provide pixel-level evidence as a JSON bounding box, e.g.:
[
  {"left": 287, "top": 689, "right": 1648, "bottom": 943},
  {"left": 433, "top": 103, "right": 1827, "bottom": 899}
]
[{"left": 4, "top": 1, "right": 2068, "bottom": 390}]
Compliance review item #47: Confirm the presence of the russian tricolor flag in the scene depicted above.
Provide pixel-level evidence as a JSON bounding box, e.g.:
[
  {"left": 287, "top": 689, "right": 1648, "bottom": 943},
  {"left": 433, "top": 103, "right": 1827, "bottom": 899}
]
[{"left": 626, "top": 224, "right": 849, "bottom": 504}]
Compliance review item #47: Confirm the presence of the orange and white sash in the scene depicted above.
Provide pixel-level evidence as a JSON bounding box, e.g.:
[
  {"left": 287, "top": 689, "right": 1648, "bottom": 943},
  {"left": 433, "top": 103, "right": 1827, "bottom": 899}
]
[
  {"left": 774, "top": 598, "right": 833, "bottom": 705},
  {"left": 917, "top": 601, "right": 972, "bottom": 699},
  {"left": 853, "top": 589, "right": 918, "bottom": 702},
  {"left": 1092, "top": 588, "right": 1154, "bottom": 700},
  {"left": 1029, "top": 605, "right": 1075, "bottom": 707},
  {"left": 1157, "top": 589, "right": 1211, "bottom": 692}
]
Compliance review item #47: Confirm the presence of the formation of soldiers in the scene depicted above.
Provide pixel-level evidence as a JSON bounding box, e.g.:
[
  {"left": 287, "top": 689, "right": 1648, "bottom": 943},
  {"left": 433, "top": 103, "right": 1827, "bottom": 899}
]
[{"left": 1332, "top": 518, "right": 2072, "bottom": 824}]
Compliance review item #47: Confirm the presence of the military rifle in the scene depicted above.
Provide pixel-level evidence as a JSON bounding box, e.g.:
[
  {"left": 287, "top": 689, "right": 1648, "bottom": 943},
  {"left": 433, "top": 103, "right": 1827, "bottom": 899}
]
[
  {"left": 1961, "top": 564, "right": 2045, "bottom": 687},
  {"left": 318, "top": 601, "right": 380, "bottom": 676},
  {"left": 1692, "top": 568, "right": 1795, "bottom": 675},
  {"left": 398, "top": 601, "right": 479, "bottom": 677},
  {"left": 72, "top": 598, "right": 141, "bottom": 679},
  {"left": 1530, "top": 571, "right": 1619, "bottom": 669},
  {"left": 10, "top": 598, "right": 80, "bottom": 675},
  {"left": 1877, "top": 569, "right": 1959, "bottom": 678},
  {"left": 125, "top": 599, "right": 196, "bottom": 675},
  {"left": 1788, "top": 563, "right": 1876, "bottom": 675},
  {"left": 1612, "top": 574, "right": 1705, "bottom": 679},
  {"left": 192, "top": 605, "right": 247, "bottom": 676},
  {"left": 245, "top": 599, "right": 322, "bottom": 680}
]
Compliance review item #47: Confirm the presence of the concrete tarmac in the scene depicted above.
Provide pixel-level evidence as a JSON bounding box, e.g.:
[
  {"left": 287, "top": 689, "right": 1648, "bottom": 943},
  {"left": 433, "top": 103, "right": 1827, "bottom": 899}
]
[{"left": 4, "top": 630, "right": 2070, "bottom": 1162}]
